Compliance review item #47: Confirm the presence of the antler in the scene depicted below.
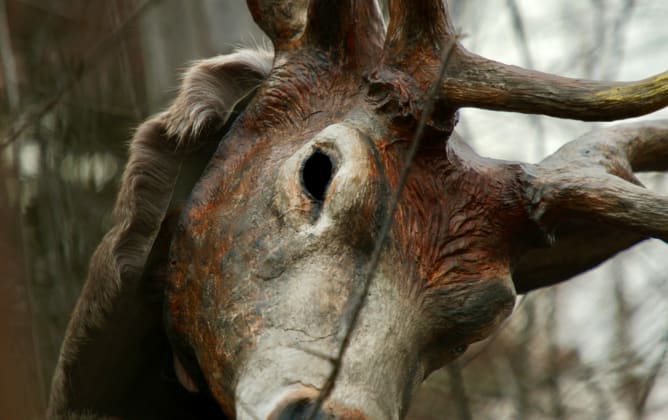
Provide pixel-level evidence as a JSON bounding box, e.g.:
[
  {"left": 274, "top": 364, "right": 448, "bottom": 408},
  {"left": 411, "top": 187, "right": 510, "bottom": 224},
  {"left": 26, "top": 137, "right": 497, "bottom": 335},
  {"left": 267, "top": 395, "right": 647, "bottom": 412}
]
[
  {"left": 441, "top": 54, "right": 668, "bottom": 121},
  {"left": 247, "top": 0, "right": 308, "bottom": 52},
  {"left": 382, "top": 0, "right": 668, "bottom": 121},
  {"left": 385, "top": 0, "right": 456, "bottom": 57},
  {"left": 524, "top": 121, "right": 668, "bottom": 240},
  {"left": 248, "top": 0, "right": 384, "bottom": 65},
  {"left": 514, "top": 120, "right": 668, "bottom": 293}
]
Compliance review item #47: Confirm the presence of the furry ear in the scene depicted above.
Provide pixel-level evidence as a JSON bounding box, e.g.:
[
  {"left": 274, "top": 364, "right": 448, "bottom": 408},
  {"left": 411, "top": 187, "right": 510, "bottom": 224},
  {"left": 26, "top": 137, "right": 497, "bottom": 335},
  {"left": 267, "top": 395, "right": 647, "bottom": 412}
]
[
  {"left": 165, "top": 48, "right": 274, "bottom": 146},
  {"left": 48, "top": 49, "right": 273, "bottom": 419}
]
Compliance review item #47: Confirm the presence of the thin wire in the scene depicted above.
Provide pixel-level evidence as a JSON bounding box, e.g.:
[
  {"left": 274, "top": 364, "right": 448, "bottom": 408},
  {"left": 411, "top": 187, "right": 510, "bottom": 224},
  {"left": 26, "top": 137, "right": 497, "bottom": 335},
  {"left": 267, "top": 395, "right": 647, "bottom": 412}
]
[
  {"left": 237, "top": 398, "right": 261, "bottom": 420},
  {"left": 307, "top": 32, "right": 463, "bottom": 418}
]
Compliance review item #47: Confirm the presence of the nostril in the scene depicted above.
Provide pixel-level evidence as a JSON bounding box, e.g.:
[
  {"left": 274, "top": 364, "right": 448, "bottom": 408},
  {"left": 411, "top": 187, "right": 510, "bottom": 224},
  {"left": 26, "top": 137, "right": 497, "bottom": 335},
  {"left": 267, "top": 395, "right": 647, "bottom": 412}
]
[{"left": 275, "top": 398, "right": 332, "bottom": 420}]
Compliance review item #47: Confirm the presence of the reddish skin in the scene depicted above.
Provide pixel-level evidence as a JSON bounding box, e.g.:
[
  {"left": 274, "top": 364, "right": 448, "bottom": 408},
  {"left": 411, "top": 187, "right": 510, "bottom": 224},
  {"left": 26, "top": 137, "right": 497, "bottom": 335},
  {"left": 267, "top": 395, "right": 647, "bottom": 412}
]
[
  {"left": 164, "top": 1, "right": 668, "bottom": 417},
  {"left": 166, "top": 48, "right": 526, "bottom": 418}
]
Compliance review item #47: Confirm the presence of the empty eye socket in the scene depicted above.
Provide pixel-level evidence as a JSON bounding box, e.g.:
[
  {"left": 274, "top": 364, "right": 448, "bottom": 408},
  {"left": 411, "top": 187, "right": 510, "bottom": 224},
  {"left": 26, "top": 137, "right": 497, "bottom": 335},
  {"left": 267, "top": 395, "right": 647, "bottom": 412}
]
[
  {"left": 301, "top": 150, "right": 333, "bottom": 202},
  {"left": 450, "top": 345, "right": 468, "bottom": 357}
]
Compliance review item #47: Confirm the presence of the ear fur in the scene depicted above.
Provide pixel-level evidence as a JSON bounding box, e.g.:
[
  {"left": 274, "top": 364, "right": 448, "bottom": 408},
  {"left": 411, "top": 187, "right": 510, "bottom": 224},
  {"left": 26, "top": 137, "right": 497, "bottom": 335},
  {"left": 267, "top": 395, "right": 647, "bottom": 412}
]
[{"left": 48, "top": 48, "right": 273, "bottom": 419}]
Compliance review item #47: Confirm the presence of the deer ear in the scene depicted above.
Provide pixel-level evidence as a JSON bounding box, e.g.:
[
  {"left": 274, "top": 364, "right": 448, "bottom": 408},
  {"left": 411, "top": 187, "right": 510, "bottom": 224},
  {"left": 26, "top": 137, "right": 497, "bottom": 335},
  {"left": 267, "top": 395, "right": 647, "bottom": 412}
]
[
  {"left": 512, "top": 220, "right": 646, "bottom": 294},
  {"left": 49, "top": 49, "right": 273, "bottom": 418},
  {"left": 164, "top": 48, "right": 274, "bottom": 147}
]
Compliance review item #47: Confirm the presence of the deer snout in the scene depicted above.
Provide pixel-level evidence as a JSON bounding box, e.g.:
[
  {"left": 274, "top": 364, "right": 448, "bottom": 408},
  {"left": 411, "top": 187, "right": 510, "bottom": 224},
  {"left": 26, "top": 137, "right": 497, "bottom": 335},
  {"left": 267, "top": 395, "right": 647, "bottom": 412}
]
[{"left": 269, "top": 394, "right": 367, "bottom": 420}]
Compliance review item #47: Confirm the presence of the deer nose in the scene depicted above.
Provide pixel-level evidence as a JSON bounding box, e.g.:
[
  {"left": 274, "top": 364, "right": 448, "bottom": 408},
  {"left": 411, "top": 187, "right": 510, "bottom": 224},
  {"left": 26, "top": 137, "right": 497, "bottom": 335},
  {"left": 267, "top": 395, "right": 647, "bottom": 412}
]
[
  {"left": 269, "top": 397, "right": 366, "bottom": 420},
  {"left": 273, "top": 398, "right": 327, "bottom": 420}
]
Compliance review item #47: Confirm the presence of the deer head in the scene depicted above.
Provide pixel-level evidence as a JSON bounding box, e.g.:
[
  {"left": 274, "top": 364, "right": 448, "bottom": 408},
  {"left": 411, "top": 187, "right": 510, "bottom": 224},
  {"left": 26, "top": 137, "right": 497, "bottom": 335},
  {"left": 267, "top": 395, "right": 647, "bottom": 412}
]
[
  {"left": 163, "top": 1, "right": 668, "bottom": 417},
  {"left": 50, "top": 1, "right": 668, "bottom": 419}
]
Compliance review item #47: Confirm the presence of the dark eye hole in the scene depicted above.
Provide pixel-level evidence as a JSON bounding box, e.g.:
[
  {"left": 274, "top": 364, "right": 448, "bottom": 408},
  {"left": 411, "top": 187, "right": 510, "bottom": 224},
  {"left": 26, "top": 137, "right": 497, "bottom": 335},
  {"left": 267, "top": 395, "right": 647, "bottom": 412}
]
[
  {"left": 301, "top": 150, "right": 333, "bottom": 202},
  {"left": 450, "top": 345, "right": 468, "bottom": 356}
]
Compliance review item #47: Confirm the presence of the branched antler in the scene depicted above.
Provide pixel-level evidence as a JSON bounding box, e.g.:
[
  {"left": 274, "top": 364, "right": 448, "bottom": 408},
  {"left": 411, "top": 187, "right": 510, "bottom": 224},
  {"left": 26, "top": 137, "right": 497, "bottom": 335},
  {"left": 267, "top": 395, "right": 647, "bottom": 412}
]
[
  {"left": 525, "top": 121, "right": 668, "bottom": 240},
  {"left": 515, "top": 121, "right": 668, "bottom": 292}
]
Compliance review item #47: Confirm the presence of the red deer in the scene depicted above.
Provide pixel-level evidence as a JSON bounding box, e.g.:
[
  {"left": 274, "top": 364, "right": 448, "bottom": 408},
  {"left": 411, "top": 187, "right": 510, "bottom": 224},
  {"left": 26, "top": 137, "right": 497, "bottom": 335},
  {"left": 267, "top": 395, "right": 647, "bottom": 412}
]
[{"left": 49, "top": 0, "right": 668, "bottom": 418}]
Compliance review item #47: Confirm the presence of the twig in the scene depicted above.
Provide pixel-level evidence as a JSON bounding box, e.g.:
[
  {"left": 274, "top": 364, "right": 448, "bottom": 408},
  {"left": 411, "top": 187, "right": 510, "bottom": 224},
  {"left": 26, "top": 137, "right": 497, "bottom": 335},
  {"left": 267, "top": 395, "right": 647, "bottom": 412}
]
[
  {"left": 0, "top": 0, "right": 160, "bottom": 151},
  {"left": 546, "top": 289, "right": 565, "bottom": 419},
  {"left": 604, "top": 0, "right": 635, "bottom": 81},
  {"left": 514, "top": 297, "right": 535, "bottom": 420},
  {"left": 111, "top": 0, "right": 147, "bottom": 120},
  {"left": 307, "top": 32, "right": 463, "bottom": 418},
  {"left": 237, "top": 398, "right": 261, "bottom": 420},
  {"left": 505, "top": 0, "right": 545, "bottom": 157},
  {"left": 0, "top": 0, "right": 48, "bottom": 407},
  {"left": 447, "top": 361, "right": 473, "bottom": 420},
  {"left": 0, "top": 0, "right": 19, "bottom": 109},
  {"left": 634, "top": 333, "right": 668, "bottom": 417}
]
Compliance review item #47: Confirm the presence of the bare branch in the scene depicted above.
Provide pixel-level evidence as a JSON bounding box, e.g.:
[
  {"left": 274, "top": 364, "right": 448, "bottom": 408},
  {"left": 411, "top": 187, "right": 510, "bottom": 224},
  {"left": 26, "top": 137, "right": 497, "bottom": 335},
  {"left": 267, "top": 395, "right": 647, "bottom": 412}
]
[
  {"left": 0, "top": 0, "right": 19, "bottom": 110},
  {"left": 447, "top": 361, "right": 473, "bottom": 420},
  {"left": 635, "top": 335, "right": 668, "bottom": 417}
]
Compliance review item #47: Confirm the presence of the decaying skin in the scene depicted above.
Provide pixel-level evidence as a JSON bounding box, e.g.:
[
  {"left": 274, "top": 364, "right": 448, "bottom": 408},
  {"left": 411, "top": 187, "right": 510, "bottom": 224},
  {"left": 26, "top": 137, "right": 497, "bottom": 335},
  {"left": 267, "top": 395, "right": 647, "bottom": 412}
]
[{"left": 50, "top": 1, "right": 668, "bottom": 419}]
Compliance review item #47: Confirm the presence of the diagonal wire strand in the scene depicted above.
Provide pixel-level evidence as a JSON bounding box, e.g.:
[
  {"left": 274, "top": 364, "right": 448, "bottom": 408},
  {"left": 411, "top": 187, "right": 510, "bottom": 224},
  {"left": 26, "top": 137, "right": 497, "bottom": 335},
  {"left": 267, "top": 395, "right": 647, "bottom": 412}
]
[{"left": 307, "top": 32, "right": 463, "bottom": 418}]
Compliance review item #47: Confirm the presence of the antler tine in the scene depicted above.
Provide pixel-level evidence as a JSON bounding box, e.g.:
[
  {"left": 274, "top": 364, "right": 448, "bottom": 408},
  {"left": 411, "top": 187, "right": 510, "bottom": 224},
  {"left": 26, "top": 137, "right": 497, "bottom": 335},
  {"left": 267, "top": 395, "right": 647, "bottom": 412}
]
[
  {"left": 302, "top": 0, "right": 385, "bottom": 66},
  {"left": 514, "top": 120, "right": 668, "bottom": 293},
  {"left": 443, "top": 50, "right": 668, "bottom": 121},
  {"left": 247, "top": 0, "right": 308, "bottom": 52},
  {"left": 380, "top": 0, "right": 667, "bottom": 121},
  {"left": 524, "top": 121, "right": 668, "bottom": 250},
  {"left": 384, "top": 0, "right": 457, "bottom": 59}
]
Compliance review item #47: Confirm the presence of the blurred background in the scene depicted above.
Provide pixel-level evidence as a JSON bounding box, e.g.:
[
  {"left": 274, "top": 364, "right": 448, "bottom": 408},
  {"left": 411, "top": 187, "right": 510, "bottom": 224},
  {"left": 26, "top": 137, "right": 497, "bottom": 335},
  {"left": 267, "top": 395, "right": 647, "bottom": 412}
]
[{"left": 0, "top": 1, "right": 666, "bottom": 419}]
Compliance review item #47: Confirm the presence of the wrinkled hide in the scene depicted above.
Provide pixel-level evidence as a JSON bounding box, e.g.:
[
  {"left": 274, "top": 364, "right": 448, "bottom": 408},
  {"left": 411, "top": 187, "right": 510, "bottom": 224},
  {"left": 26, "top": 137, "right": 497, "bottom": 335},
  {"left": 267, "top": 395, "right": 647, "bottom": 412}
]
[{"left": 165, "top": 48, "right": 521, "bottom": 419}]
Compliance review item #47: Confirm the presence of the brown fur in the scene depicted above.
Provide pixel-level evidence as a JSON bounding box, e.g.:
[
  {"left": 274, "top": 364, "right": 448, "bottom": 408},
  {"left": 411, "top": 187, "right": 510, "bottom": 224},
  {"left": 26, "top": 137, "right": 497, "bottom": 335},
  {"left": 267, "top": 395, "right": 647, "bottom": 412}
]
[{"left": 48, "top": 49, "right": 273, "bottom": 419}]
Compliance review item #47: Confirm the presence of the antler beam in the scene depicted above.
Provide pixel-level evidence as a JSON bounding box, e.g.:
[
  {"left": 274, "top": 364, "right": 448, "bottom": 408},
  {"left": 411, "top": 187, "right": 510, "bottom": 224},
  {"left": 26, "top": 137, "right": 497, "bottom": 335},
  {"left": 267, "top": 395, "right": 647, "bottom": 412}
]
[
  {"left": 381, "top": 0, "right": 668, "bottom": 121},
  {"left": 442, "top": 52, "right": 668, "bottom": 121}
]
